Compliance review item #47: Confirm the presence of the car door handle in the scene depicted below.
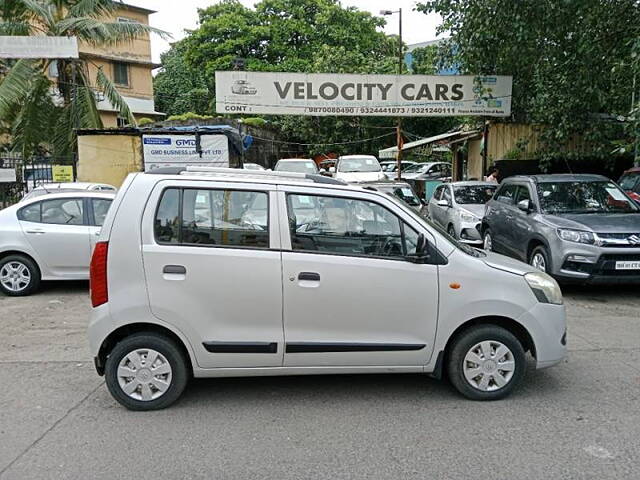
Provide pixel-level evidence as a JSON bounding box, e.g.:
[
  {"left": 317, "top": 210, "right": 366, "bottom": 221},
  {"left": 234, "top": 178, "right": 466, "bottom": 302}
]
[
  {"left": 163, "top": 265, "right": 186, "bottom": 275},
  {"left": 25, "top": 229, "right": 45, "bottom": 234},
  {"left": 298, "top": 272, "right": 320, "bottom": 281}
]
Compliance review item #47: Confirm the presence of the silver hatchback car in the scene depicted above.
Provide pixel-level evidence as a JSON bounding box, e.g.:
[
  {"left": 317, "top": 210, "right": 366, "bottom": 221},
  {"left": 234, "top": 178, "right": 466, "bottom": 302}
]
[
  {"left": 428, "top": 182, "right": 498, "bottom": 245},
  {"left": 482, "top": 174, "right": 640, "bottom": 284}
]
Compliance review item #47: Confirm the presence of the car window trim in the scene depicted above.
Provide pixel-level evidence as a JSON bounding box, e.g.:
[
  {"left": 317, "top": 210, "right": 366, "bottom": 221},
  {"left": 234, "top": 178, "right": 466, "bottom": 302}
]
[{"left": 153, "top": 186, "right": 272, "bottom": 250}]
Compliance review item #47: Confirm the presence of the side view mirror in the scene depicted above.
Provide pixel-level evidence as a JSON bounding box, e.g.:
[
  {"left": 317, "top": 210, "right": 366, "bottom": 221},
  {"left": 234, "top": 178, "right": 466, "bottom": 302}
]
[
  {"left": 517, "top": 199, "right": 532, "bottom": 212},
  {"left": 407, "top": 233, "right": 430, "bottom": 263},
  {"left": 437, "top": 199, "right": 450, "bottom": 208}
]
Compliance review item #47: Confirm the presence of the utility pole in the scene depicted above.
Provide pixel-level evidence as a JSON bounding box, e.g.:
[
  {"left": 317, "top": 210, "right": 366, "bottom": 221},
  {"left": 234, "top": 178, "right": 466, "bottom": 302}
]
[{"left": 380, "top": 8, "right": 404, "bottom": 180}]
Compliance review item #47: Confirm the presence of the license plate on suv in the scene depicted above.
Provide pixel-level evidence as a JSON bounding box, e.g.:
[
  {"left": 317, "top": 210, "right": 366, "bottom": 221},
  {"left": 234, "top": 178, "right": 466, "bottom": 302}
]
[{"left": 615, "top": 261, "right": 640, "bottom": 270}]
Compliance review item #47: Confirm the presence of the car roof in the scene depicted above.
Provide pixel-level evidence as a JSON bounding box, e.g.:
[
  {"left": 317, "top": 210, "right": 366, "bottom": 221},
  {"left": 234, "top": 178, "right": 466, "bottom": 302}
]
[
  {"left": 143, "top": 167, "right": 399, "bottom": 195},
  {"left": 450, "top": 181, "right": 497, "bottom": 187},
  {"left": 277, "top": 158, "right": 314, "bottom": 162},
  {"left": 623, "top": 167, "right": 640, "bottom": 174},
  {"left": 507, "top": 173, "right": 609, "bottom": 183},
  {"left": 338, "top": 155, "right": 378, "bottom": 160}
]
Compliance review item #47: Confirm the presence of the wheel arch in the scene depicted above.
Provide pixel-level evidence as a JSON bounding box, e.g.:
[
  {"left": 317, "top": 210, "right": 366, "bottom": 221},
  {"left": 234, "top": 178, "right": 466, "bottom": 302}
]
[
  {"left": 0, "top": 250, "right": 42, "bottom": 276},
  {"left": 96, "top": 322, "right": 194, "bottom": 377},
  {"left": 526, "top": 236, "right": 550, "bottom": 261},
  {"left": 433, "top": 315, "right": 536, "bottom": 379}
]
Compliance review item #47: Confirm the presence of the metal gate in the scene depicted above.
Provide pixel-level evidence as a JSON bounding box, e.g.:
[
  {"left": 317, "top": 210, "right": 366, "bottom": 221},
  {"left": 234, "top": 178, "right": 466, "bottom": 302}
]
[{"left": 0, "top": 154, "right": 77, "bottom": 208}]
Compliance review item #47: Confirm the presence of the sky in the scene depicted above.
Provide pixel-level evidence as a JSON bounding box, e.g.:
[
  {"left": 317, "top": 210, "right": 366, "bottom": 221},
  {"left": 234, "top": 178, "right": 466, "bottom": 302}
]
[{"left": 123, "top": 0, "right": 444, "bottom": 64}]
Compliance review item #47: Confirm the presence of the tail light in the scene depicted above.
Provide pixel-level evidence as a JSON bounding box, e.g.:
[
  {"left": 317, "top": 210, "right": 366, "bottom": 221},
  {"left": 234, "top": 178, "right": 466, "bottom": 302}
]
[{"left": 90, "top": 242, "right": 109, "bottom": 307}]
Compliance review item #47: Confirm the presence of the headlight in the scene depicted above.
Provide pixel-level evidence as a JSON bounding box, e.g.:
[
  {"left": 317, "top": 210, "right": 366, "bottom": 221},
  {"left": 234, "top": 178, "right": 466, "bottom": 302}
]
[
  {"left": 459, "top": 210, "right": 479, "bottom": 223},
  {"left": 557, "top": 228, "right": 596, "bottom": 245},
  {"left": 525, "top": 272, "right": 563, "bottom": 305}
]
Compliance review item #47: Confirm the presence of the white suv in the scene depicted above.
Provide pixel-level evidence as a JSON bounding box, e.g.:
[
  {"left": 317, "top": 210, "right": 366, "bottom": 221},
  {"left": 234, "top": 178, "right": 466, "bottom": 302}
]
[{"left": 88, "top": 167, "right": 567, "bottom": 410}]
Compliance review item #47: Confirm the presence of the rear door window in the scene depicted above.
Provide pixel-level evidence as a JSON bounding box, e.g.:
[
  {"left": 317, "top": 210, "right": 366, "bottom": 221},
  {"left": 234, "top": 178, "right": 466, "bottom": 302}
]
[
  {"left": 154, "top": 188, "right": 269, "bottom": 248},
  {"left": 40, "top": 198, "right": 84, "bottom": 225}
]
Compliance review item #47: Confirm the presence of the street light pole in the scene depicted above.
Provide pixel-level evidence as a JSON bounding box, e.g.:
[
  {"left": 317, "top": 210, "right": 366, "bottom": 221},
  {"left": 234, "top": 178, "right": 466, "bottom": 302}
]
[{"left": 380, "top": 9, "right": 404, "bottom": 180}]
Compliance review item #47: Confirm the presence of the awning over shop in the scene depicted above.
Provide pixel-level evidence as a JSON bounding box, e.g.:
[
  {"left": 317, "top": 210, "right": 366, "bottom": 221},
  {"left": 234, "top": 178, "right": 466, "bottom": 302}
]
[{"left": 378, "top": 129, "right": 480, "bottom": 158}]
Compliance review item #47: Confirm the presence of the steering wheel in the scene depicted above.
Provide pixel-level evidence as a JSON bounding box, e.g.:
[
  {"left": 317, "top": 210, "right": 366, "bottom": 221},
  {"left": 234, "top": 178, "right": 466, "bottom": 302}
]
[{"left": 380, "top": 237, "right": 402, "bottom": 256}]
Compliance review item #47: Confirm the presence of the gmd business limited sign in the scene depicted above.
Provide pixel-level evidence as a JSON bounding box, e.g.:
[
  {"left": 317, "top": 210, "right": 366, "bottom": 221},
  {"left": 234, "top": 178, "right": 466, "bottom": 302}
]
[
  {"left": 142, "top": 135, "right": 229, "bottom": 171},
  {"left": 216, "top": 72, "right": 512, "bottom": 117}
]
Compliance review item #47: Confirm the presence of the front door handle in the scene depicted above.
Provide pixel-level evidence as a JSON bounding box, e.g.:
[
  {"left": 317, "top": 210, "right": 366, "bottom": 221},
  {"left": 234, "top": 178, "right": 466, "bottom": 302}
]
[
  {"left": 298, "top": 272, "right": 320, "bottom": 281},
  {"left": 25, "top": 229, "right": 45, "bottom": 234},
  {"left": 163, "top": 265, "right": 186, "bottom": 275}
]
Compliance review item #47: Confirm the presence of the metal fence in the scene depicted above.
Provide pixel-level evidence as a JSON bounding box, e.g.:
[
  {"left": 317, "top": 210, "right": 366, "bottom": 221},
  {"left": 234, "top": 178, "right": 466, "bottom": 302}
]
[{"left": 0, "top": 154, "right": 77, "bottom": 208}]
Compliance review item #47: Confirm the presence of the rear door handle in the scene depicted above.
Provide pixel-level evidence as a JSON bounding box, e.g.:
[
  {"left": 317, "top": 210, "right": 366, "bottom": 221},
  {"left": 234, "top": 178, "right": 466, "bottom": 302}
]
[
  {"left": 25, "top": 229, "right": 45, "bottom": 234},
  {"left": 163, "top": 265, "right": 186, "bottom": 275},
  {"left": 298, "top": 272, "right": 320, "bottom": 281}
]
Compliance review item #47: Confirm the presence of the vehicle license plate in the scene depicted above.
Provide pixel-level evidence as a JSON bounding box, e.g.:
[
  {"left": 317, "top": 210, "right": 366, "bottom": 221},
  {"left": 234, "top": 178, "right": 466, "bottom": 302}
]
[{"left": 615, "top": 261, "right": 640, "bottom": 270}]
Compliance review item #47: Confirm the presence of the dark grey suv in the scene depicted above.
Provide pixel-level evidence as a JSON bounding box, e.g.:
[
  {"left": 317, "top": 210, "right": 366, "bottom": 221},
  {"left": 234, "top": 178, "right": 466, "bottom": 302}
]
[{"left": 482, "top": 174, "right": 640, "bottom": 284}]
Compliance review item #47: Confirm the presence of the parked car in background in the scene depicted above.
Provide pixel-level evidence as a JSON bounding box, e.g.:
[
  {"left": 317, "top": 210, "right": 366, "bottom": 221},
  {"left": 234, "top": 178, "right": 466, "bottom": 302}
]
[
  {"left": 274, "top": 158, "right": 318, "bottom": 174},
  {"left": 380, "top": 161, "right": 416, "bottom": 178},
  {"left": 482, "top": 174, "right": 640, "bottom": 284},
  {"left": 428, "top": 182, "right": 498, "bottom": 244},
  {"left": 334, "top": 155, "right": 385, "bottom": 183},
  {"left": 402, "top": 162, "right": 452, "bottom": 181},
  {"left": 88, "top": 166, "right": 566, "bottom": 410},
  {"left": 363, "top": 181, "right": 427, "bottom": 216},
  {"left": 618, "top": 167, "right": 640, "bottom": 202},
  {"left": 0, "top": 191, "right": 115, "bottom": 296},
  {"left": 318, "top": 159, "right": 336, "bottom": 176},
  {"left": 21, "top": 182, "right": 116, "bottom": 202},
  {"left": 242, "top": 163, "right": 266, "bottom": 171}
]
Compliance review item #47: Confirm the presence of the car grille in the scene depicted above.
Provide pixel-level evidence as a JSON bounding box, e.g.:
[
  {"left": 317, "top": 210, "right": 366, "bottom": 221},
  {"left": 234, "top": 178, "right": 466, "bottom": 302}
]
[
  {"left": 594, "top": 254, "right": 640, "bottom": 276},
  {"left": 597, "top": 232, "right": 640, "bottom": 248}
]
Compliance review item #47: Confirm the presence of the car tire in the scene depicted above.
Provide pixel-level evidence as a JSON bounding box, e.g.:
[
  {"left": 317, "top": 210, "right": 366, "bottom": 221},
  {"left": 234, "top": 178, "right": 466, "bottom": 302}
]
[
  {"left": 105, "top": 332, "right": 189, "bottom": 411},
  {"left": 447, "top": 325, "right": 526, "bottom": 401},
  {"left": 447, "top": 224, "right": 457, "bottom": 239},
  {"left": 482, "top": 228, "right": 493, "bottom": 251},
  {"left": 0, "top": 254, "right": 41, "bottom": 296},
  {"left": 529, "top": 245, "right": 551, "bottom": 273}
]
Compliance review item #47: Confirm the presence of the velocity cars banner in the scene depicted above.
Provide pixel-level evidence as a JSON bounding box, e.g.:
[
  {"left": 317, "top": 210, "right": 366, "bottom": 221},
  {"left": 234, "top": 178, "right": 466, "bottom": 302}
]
[{"left": 215, "top": 72, "right": 512, "bottom": 117}]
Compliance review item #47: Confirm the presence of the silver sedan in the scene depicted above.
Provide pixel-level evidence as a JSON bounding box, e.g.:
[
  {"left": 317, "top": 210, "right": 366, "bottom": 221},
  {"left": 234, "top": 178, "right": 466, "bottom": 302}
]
[
  {"left": 428, "top": 181, "right": 498, "bottom": 245},
  {"left": 0, "top": 191, "right": 115, "bottom": 296}
]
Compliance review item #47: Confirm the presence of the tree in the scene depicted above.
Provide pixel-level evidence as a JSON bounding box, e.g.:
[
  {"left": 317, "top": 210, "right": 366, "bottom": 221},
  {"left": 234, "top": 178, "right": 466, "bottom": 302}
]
[
  {"left": 417, "top": 0, "right": 640, "bottom": 162},
  {"left": 0, "top": 0, "right": 168, "bottom": 158},
  {"left": 153, "top": 41, "right": 210, "bottom": 117},
  {"left": 176, "top": 0, "right": 454, "bottom": 156}
]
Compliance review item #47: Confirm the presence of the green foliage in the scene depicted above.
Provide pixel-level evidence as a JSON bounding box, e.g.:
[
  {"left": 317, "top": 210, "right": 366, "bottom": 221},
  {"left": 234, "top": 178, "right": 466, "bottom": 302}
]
[
  {"left": 0, "top": 0, "right": 169, "bottom": 157},
  {"left": 410, "top": 45, "right": 439, "bottom": 75},
  {"left": 166, "top": 112, "right": 212, "bottom": 122},
  {"left": 241, "top": 117, "right": 267, "bottom": 127},
  {"left": 137, "top": 117, "right": 155, "bottom": 126},
  {"left": 417, "top": 0, "right": 639, "bottom": 160},
  {"left": 153, "top": 41, "right": 210, "bottom": 117}
]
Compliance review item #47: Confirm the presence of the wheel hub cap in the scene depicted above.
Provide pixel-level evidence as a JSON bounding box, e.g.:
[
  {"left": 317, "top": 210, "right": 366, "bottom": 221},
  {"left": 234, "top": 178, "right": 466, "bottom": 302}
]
[
  {"left": 463, "top": 340, "right": 515, "bottom": 392},
  {"left": 0, "top": 262, "right": 30, "bottom": 292},
  {"left": 117, "top": 348, "right": 172, "bottom": 401}
]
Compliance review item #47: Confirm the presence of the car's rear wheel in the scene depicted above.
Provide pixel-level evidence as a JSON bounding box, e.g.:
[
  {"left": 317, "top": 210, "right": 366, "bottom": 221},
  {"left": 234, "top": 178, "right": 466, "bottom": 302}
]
[
  {"left": 529, "top": 245, "right": 551, "bottom": 273},
  {"left": 105, "top": 332, "right": 189, "bottom": 411},
  {"left": 447, "top": 325, "right": 526, "bottom": 400},
  {"left": 0, "top": 254, "right": 40, "bottom": 296},
  {"left": 482, "top": 229, "right": 493, "bottom": 251}
]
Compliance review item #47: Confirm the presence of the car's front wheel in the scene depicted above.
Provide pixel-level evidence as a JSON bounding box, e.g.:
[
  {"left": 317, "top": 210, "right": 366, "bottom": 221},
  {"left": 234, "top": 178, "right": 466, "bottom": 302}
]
[
  {"left": 105, "top": 332, "right": 189, "bottom": 411},
  {"left": 0, "top": 254, "right": 41, "bottom": 296},
  {"left": 447, "top": 325, "right": 526, "bottom": 400},
  {"left": 447, "top": 224, "right": 457, "bottom": 239},
  {"left": 529, "top": 245, "right": 551, "bottom": 273},
  {"left": 482, "top": 228, "right": 493, "bottom": 251}
]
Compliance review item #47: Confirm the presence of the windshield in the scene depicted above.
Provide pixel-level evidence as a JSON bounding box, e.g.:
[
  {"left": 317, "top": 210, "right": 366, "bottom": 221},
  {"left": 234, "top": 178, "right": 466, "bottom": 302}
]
[
  {"left": 380, "top": 185, "right": 422, "bottom": 206},
  {"left": 619, "top": 173, "right": 639, "bottom": 190},
  {"left": 537, "top": 180, "right": 639, "bottom": 214},
  {"left": 275, "top": 161, "right": 317, "bottom": 173},
  {"left": 454, "top": 185, "right": 497, "bottom": 204},
  {"left": 338, "top": 157, "right": 381, "bottom": 173}
]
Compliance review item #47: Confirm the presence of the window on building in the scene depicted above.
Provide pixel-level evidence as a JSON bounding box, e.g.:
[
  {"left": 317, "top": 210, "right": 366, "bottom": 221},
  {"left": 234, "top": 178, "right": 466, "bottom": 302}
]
[
  {"left": 113, "top": 62, "right": 129, "bottom": 86},
  {"left": 117, "top": 17, "right": 139, "bottom": 24},
  {"left": 116, "top": 117, "right": 128, "bottom": 128}
]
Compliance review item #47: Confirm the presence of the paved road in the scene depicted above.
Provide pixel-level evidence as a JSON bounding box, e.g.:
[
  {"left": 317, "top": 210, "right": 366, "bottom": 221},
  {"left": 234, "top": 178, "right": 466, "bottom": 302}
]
[{"left": 1, "top": 281, "right": 639, "bottom": 479}]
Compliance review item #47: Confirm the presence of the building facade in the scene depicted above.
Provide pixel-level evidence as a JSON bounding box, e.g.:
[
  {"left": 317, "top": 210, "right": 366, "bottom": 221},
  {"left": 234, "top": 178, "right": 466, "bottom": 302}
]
[{"left": 57, "top": 2, "right": 164, "bottom": 127}]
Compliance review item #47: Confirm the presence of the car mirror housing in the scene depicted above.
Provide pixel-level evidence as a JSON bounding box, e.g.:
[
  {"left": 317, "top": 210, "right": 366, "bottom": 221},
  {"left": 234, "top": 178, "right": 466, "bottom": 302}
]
[
  {"left": 407, "top": 233, "right": 430, "bottom": 263},
  {"left": 517, "top": 199, "right": 531, "bottom": 212},
  {"left": 437, "top": 199, "right": 450, "bottom": 208}
]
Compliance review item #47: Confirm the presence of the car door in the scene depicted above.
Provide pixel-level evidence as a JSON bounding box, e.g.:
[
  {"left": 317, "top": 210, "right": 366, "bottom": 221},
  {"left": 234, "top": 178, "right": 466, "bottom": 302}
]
[
  {"left": 18, "top": 196, "right": 91, "bottom": 277},
  {"left": 486, "top": 183, "right": 517, "bottom": 252},
  {"left": 140, "top": 181, "right": 284, "bottom": 369},
  {"left": 279, "top": 186, "right": 439, "bottom": 367},
  {"left": 507, "top": 185, "right": 536, "bottom": 261},
  {"left": 428, "top": 185, "right": 446, "bottom": 225}
]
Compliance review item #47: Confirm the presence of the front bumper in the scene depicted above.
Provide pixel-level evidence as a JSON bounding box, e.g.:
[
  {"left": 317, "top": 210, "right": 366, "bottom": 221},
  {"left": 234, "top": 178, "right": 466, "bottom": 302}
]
[
  {"left": 552, "top": 246, "right": 640, "bottom": 284},
  {"left": 517, "top": 302, "right": 567, "bottom": 369},
  {"left": 458, "top": 220, "right": 483, "bottom": 244}
]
